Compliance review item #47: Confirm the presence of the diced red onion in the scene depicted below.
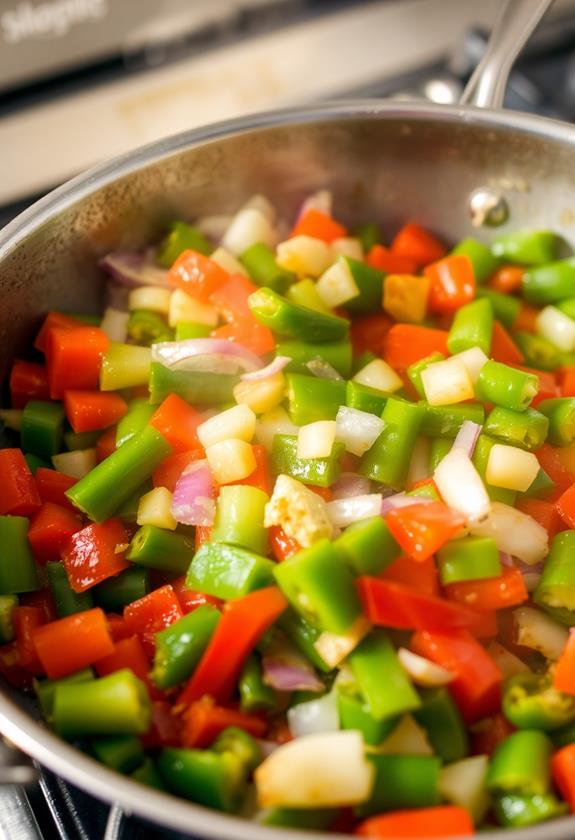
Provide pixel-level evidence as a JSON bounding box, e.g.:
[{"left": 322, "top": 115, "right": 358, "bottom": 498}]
[
  {"left": 332, "top": 473, "right": 372, "bottom": 499},
  {"left": 326, "top": 495, "right": 383, "bottom": 528},
  {"left": 451, "top": 420, "right": 482, "bottom": 458},
  {"left": 152, "top": 338, "right": 263, "bottom": 374},
  {"left": 380, "top": 493, "right": 434, "bottom": 516},
  {"left": 100, "top": 251, "right": 169, "bottom": 288},
  {"left": 306, "top": 359, "right": 344, "bottom": 381},
  {"left": 262, "top": 658, "right": 324, "bottom": 693},
  {"left": 171, "top": 460, "right": 215, "bottom": 526},
  {"left": 240, "top": 356, "right": 292, "bottom": 382}
]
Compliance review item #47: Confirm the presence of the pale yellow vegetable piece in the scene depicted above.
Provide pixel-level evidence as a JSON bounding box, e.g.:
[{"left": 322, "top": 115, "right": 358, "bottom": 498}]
[
  {"left": 314, "top": 616, "right": 372, "bottom": 669},
  {"left": 297, "top": 420, "right": 337, "bottom": 459},
  {"left": 205, "top": 439, "right": 256, "bottom": 484},
  {"left": 469, "top": 501, "right": 548, "bottom": 565},
  {"left": 434, "top": 448, "right": 490, "bottom": 522},
  {"left": 439, "top": 755, "right": 490, "bottom": 825},
  {"left": 276, "top": 236, "right": 332, "bottom": 278},
  {"left": 222, "top": 207, "right": 277, "bottom": 255},
  {"left": 513, "top": 606, "right": 568, "bottom": 660},
  {"left": 485, "top": 443, "right": 540, "bottom": 492},
  {"left": 264, "top": 474, "right": 332, "bottom": 548},
  {"left": 168, "top": 288, "right": 219, "bottom": 328},
  {"left": 233, "top": 373, "right": 285, "bottom": 415},
  {"left": 128, "top": 285, "right": 171, "bottom": 314},
  {"left": 406, "top": 437, "right": 431, "bottom": 487},
  {"left": 383, "top": 273, "right": 430, "bottom": 324},
  {"left": 353, "top": 358, "right": 403, "bottom": 393},
  {"left": 52, "top": 449, "right": 97, "bottom": 480},
  {"left": 100, "top": 344, "right": 151, "bottom": 391},
  {"left": 330, "top": 237, "right": 364, "bottom": 261},
  {"left": 486, "top": 641, "right": 531, "bottom": 678},
  {"left": 453, "top": 347, "right": 489, "bottom": 384},
  {"left": 376, "top": 715, "right": 433, "bottom": 756},
  {"left": 536, "top": 305, "right": 575, "bottom": 352},
  {"left": 397, "top": 648, "right": 455, "bottom": 687},
  {"left": 197, "top": 403, "right": 256, "bottom": 449},
  {"left": 316, "top": 258, "right": 359, "bottom": 308},
  {"left": 255, "top": 406, "right": 299, "bottom": 451},
  {"left": 421, "top": 357, "right": 474, "bottom": 406},
  {"left": 137, "top": 487, "right": 177, "bottom": 531},
  {"left": 210, "top": 246, "right": 248, "bottom": 277}
]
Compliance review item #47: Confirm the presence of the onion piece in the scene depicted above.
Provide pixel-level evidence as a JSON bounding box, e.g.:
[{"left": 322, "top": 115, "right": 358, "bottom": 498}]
[
  {"left": 52, "top": 449, "right": 97, "bottom": 479},
  {"left": 469, "top": 501, "right": 548, "bottom": 565},
  {"left": 262, "top": 658, "right": 324, "bottom": 693},
  {"left": 332, "top": 473, "right": 371, "bottom": 499},
  {"left": 100, "top": 251, "right": 169, "bottom": 288},
  {"left": 434, "top": 447, "right": 491, "bottom": 523},
  {"left": 378, "top": 715, "right": 433, "bottom": 756},
  {"left": 451, "top": 420, "right": 482, "bottom": 458},
  {"left": 287, "top": 692, "right": 339, "bottom": 739},
  {"left": 513, "top": 606, "right": 568, "bottom": 661},
  {"left": 241, "top": 356, "right": 291, "bottom": 382},
  {"left": 171, "top": 459, "right": 215, "bottom": 526},
  {"left": 306, "top": 358, "right": 344, "bottom": 381},
  {"left": 314, "top": 616, "right": 371, "bottom": 669},
  {"left": 380, "top": 493, "right": 434, "bottom": 516},
  {"left": 397, "top": 648, "right": 455, "bottom": 687},
  {"left": 515, "top": 559, "right": 544, "bottom": 592},
  {"left": 151, "top": 338, "right": 263, "bottom": 374},
  {"left": 299, "top": 189, "right": 333, "bottom": 219},
  {"left": 326, "top": 495, "right": 383, "bottom": 528},
  {"left": 486, "top": 641, "right": 531, "bottom": 677},
  {"left": 100, "top": 307, "right": 130, "bottom": 343},
  {"left": 335, "top": 406, "right": 385, "bottom": 458}
]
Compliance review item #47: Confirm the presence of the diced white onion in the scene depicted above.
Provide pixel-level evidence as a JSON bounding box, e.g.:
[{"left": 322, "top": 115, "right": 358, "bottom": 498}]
[
  {"left": 254, "top": 731, "right": 374, "bottom": 808},
  {"left": 378, "top": 715, "right": 433, "bottom": 756},
  {"left": 513, "top": 606, "right": 569, "bottom": 660},
  {"left": 287, "top": 692, "right": 340, "bottom": 739},
  {"left": 316, "top": 258, "right": 359, "bottom": 308},
  {"left": 276, "top": 236, "right": 332, "bottom": 278},
  {"left": 100, "top": 307, "right": 129, "bottom": 342},
  {"left": 486, "top": 641, "right": 531, "bottom": 677},
  {"left": 210, "top": 246, "right": 248, "bottom": 277},
  {"left": 52, "top": 448, "right": 97, "bottom": 479},
  {"left": 397, "top": 648, "right": 455, "bottom": 687},
  {"left": 469, "top": 501, "right": 548, "bottom": 565},
  {"left": 128, "top": 285, "right": 171, "bottom": 314},
  {"left": 421, "top": 357, "right": 474, "bottom": 406},
  {"left": 439, "top": 755, "right": 490, "bottom": 825},
  {"left": 335, "top": 406, "right": 385, "bottom": 457},
  {"left": 241, "top": 194, "right": 277, "bottom": 224},
  {"left": 326, "top": 495, "right": 383, "bottom": 528},
  {"left": 299, "top": 189, "right": 333, "bottom": 218},
  {"left": 306, "top": 359, "right": 343, "bottom": 381},
  {"left": 168, "top": 289, "right": 219, "bottom": 328},
  {"left": 353, "top": 359, "right": 403, "bottom": 394},
  {"left": 452, "top": 420, "right": 482, "bottom": 458},
  {"left": 485, "top": 444, "right": 540, "bottom": 491},
  {"left": 536, "top": 305, "right": 575, "bottom": 352},
  {"left": 331, "top": 237, "right": 364, "bottom": 261},
  {"left": 452, "top": 347, "right": 489, "bottom": 384},
  {"left": 222, "top": 207, "right": 277, "bottom": 255},
  {"left": 297, "top": 421, "right": 336, "bottom": 459},
  {"left": 332, "top": 473, "right": 371, "bottom": 499},
  {"left": 197, "top": 403, "right": 256, "bottom": 449},
  {"left": 314, "top": 616, "right": 371, "bottom": 668},
  {"left": 434, "top": 448, "right": 490, "bottom": 522},
  {"left": 195, "top": 214, "right": 232, "bottom": 240},
  {"left": 255, "top": 407, "right": 299, "bottom": 451},
  {"left": 406, "top": 437, "right": 431, "bottom": 486}
]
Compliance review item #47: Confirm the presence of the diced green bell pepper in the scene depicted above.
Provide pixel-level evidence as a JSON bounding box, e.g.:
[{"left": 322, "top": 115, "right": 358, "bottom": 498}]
[
  {"left": 271, "top": 434, "right": 344, "bottom": 488},
  {"left": 187, "top": 542, "right": 274, "bottom": 600}
]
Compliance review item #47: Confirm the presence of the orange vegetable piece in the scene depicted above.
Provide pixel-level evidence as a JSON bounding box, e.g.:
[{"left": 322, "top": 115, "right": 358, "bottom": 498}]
[
  {"left": 489, "top": 264, "right": 524, "bottom": 294},
  {"left": 383, "top": 324, "right": 449, "bottom": 370},
  {"left": 424, "top": 255, "right": 475, "bottom": 314},
  {"left": 390, "top": 222, "right": 447, "bottom": 268},
  {"left": 181, "top": 697, "right": 266, "bottom": 748},
  {"left": 551, "top": 743, "right": 575, "bottom": 812},
  {"left": 32, "top": 607, "right": 115, "bottom": 679},
  {"left": 167, "top": 249, "right": 229, "bottom": 301},
  {"left": 289, "top": 208, "right": 347, "bottom": 243},
  {"left": 355, "top": 806, "right": 474, "bottom": 838},
  {"left": 46, "top": 326, "right": 109, "bottom": 399},
  {"left": 490, "top": 321, "right": 524, "bottom": 365},
  {"left": 150, "top": 393, "right": 202, "bottom": 452},
  {"left": 366, "top": 244, "right": 418, "bottom": 275},
  {"left": 444, "top": 566, "right": 528, "bottom": 613},
  {"left": 386, "top": 502, "right": 465, "bottom": 562},
  {"left": 64, "top": 391, "right": 128, "bottom": 433}
]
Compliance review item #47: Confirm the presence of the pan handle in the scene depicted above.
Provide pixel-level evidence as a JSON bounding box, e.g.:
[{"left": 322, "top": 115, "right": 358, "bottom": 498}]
[{"left": 460, "top": 0, "right": 554, "bottom": 109}]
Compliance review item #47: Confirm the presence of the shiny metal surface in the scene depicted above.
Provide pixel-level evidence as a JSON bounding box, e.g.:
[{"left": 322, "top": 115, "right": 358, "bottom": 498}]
[{"left": 3, "top": 100, "right": 575, "bottom": 839}]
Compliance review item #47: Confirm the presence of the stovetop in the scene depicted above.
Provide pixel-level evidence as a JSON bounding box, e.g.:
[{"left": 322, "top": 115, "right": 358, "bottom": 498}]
[{"left": 4, "top": 2, "right": 575, "bottom": 838}]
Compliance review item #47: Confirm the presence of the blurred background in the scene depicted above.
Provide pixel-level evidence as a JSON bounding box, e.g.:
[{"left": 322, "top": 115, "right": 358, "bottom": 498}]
[{"left": 3, "top": 0, "right": 575, "bottom": 229}]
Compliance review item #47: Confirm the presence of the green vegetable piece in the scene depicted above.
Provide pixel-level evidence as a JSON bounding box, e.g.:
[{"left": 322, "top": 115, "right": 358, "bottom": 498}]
[
  {"left": 519, "top": 467, "right": 556, "bottom": 501},
  {"left": 127, "top": 310, "right": 173, "bottom": 346},
  {"left": 91, "top": 735, "right": 145, "bottom": 774},
  {"left": 407, "top": 353, "right": 445, "bottom": 399},
  {"left": 343, "top": 257, "right": 385, "bottom": 314},
  {"left": 447, "top": 298, "right": 493, "bottom": 356},
  {"left": 286, "top": 373, "right": 346, "bottom": 424},
  {"left": 211, "top": 485, "right": 269, "bottom": 555},
  {"left": 156, "top": 221, "right": 212, "bottom": 266},
  {"left": 131, "top": 758, "right": 168, "bottom": 791},
  {"left": 47, "top": 562, "right": 94, "bottom": 617},
  {"left": 286, "top": 278, "right": 333, "bottom": 314},
  {"left": 240, "top": 243, "right": 295, "bottom": 293},
  {"left": 334, "top": 517, "right": 401, "bottom": 576},
  {"left": 274, "top": 538, "right": 362, "bottom": 634},
  {"left": 503, "top": 672, "right": 575, "bottom": 731},
  {"left": 94, "top": 567, "right": 149, "bottom": 612},
  {"left": 115, "top": 480, "right": 152, "bottom": 523},
  {"left": 24, "top": 453, "right": 50, "bottom": 474},
  {"left": 175, "top": 321, "right": 211, "bottom": 340},
  {"left": 127, "top": 525, "right": 194, "bottom": 575},
  {"left": 337, "top": 691, "right": 399, "bottom": 745},
  {"left": 437, "top": 537, "right": 501, "bottom": 586},
  {"left": 345, "top": 380, "right": 388, "bottom": 416},
  {"left": 557, "top": 297, "right": 575, "bottom": 320},
  {"left": 348, "top": 631, "right": 421, "bottom": 721},
  {"left": 429, "top": 438, "right": 453, "bottom": 471},
  {"left": 414, "top": 687, "right": 469, "bottom": 762},
  {"left": 148, "top": 362, "right": 238, "bottom": 406},
  {"left": 522, "top": 257, "right": 575, "bottom": 304},
  {"left": 494, "top": 793, "right": 568, "bottom": 827},
  {"left": 514, "top": 331, "right": 561, "bottom": 372},
  {"left": 355, "top": 222, "right": 381, "bottom": 252},
  {"left": 476, "top": 287, "right": 521, "bottom": 330},
  {"left": 152, "top": 604, "right": 220, "bottom": 689},
  {"left": 491, "top": 230, "right": 561, "bottom": 266},
  {"left": 53, "top": 669, "right": 151, "bottom": 738},
  {"left": 0, "top": 516, "right": 39, "bottom": 594},
  {"left": 359, "top": 398, "right": 424, "bottom": 489},
  {"left": 248, "top": 287, "right": 349, "bottom": 342},
  {"left": 239, "top": 654, "right": 277, "bottom": 713},
  {"left": 476, "top": 360, "right": 539, "bottom": 412},
  {"left": 487, "top": 730, "right": 552, "bottom": 796},
  {"left": 100, "top": 343, "right": 151, "bottom": 391},
  {"left": 116, "top": 399, "right": 155, "bottom": 448},
  {"left": 358, "top": 754, "right": 441, "bottom": 817},
  {"left": 21, "top": 400, "right": 64, "bottom": 461},
  {"left": 277, "top": 338, "right": 352, "bottom": 379},
  {"left": 212, "top": 726, "right": 262, "bottom": 775},
  {"left": 0, "top": 595, "right": 18, "bottom": 643},
  {"left": 472, "top": 434, "right": 517, "bottom": 506},
  {"left": 451, "top": 237, "right": 500, "bottom": 284},
  {"left": 278, "top": 609, "right": 331, "bottom": 673},
  {"left": 64, "top": 428, "right": 101, "bottom": 451},
  {"left": 271, "top": 434, "right": 344, "bottom": 488},
  {"left": 484, "top": 406, "right": 549, "bottom": 451},
  {"left": 158, "top": 748, "right": 245, "bottom": 812},
  {"left": 34, "top": 668, "right": 94, "bottom": 723},
  {"left": 187, "top": 542, "right": 274, "bottom": 601},
  {"left": 534, "top": 531, "right": 575, "bottom": 624},
  {"left": 66, "top": 426, "right": 172, "bottom": 523},
  {"left": 421, "top": 403, "right": 485, "bottom": 438},
  {"left": 537, "top": 398, "right": 575, "bottom": 446}
]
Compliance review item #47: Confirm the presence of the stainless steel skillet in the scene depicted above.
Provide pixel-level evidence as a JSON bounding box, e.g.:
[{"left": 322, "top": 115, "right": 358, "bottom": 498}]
[{"left": 0, "top": 1, "right": 574, "bottom": 837}]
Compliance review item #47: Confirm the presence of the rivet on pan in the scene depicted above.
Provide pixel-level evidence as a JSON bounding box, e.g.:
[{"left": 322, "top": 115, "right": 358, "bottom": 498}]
[{"left": 468, "top": 187, "right": 509, "bottom": 228}]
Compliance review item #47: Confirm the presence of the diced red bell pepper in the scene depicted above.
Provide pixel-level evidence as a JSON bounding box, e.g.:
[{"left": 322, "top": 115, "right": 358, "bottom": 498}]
[
  {"left": 385, "top": 502, "right": 465, "bottom": 562},
  {"left": 167, "top": 249, "right": 229, "bottom": 301},
  {"left": 141, "top": 700, "right": 182, "bottom": 749},
  {"left": 152, "top": 448, "right": 204, "bottom": 492},
  {"left": 178, "top": 586, "right": 287, "bottom": 706},
  {"left": 560, "top": 367, "right": 575, "bottom": 398},
  {"left": 355, "top": 806, "right": 474, "bottom": 838},
  {"left": 349, "top": 312, "right": 394, "bottom": 357},
  {"left": 27, "top": 503, "right": 82, "bottom": 565},
  {"left": 95, "top": 633, "right": 163, "bottom": 700},
  {"left": 170, "top": 576, "right": 221, "bottom": 614},
  {"left": 20, "top": 589, "right": 58, "bottom": 622},
  {"left": 107, "top": 613, "right": 132, "bottom": 642},
  {"left": 515, "top": 498, "right": 563, "bottom": 538},
  {"left": 0, "top": 642, "right": 34, "bottom": 690},
  {"left": 96, "top": 426, "right": 117, "bottom": 462},
  {"left": 381, "top": 554, "right": 439, "bottom": 597},
  {"left": 289, "top": 209, "right": 347, "bottom": 243},
  {"left": 490, "top": 321, "right": 524, "bottom": 366},
  {"left": 536, "top": 444, "right": 575, "bottom": 494},
  {"left": 515, "top": 303, "right": 539, "bottom": 333},
  {"left": 46, "top": 326, "right": 109, "bottom": 399},
  {"left": 357, "top": 577, "right": 486, "bottom": 632},
  {"left": 383, "top": 324, "right": 449, "bottom": 370},
  {"left": 194, "top": 525, "right": 212, "bottom": 551},
  {"left": 0, "top": 449, "right": 41, "bottom": 516},
  {"left": 553, "top": 629, "right": 575, "bottom": 696},
  {"left": 35, "top": 468, "right": 77, "bottom": 511},
  {"left": 64, "top": 390, "right": 127, "bottom": 433},
  {"left": 470, "top": 712, "right": 515, "bottom": 757},
  {"left": 9, "top": 360, "right": 51, "bottom": 409},
  {"left": 210, "top": 274, "right": 275, "bottom": 356},
  {"left": 32, "top": 607, "right": 115, "bottom": 679},
  {"left": 34, "top": 311, "right": 82, "bottom": 354},
  {"left": 424, "top": 255, "right": 475, "bottom": 314},
  {"left": 555, "top": 481, "right": 575, "bottom": 528},
  {"left": 149, "top": 394, "right": 202, "bottom": 453},
  {"left": 444, "top": 566, "right": 528, "bottom": 613},
  {"left": 226, "top": 444, "right": 271, "bottom": 495},
  {"left": 181, "top": 697, "right": 267, "bottom": 748},
  {"left": 13, "top": 606, "right": 45, "bottom": 673},
  {"left": 551, "top": 743, "right": 575, "bottom": 812},
  {"left": 268, "top": 525, "right": 301, "bottom": 562},
  {"left": 124, "top": 585, "right": 184, "bottom": 658},
  {"left": 366, "top": 244, "right": 418, "bottom": 276},
  {"left": 489, "top": 264, "right": 524, "bottom": 295},
  {"left": 411, "top": 628, "right": 503, "bottom": 723},
  {"left": 390, "top": 222, "right": 447, "bottom": 268},
  {"left": 61, "top": 519, "right": 130, "bottom": 593}
]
